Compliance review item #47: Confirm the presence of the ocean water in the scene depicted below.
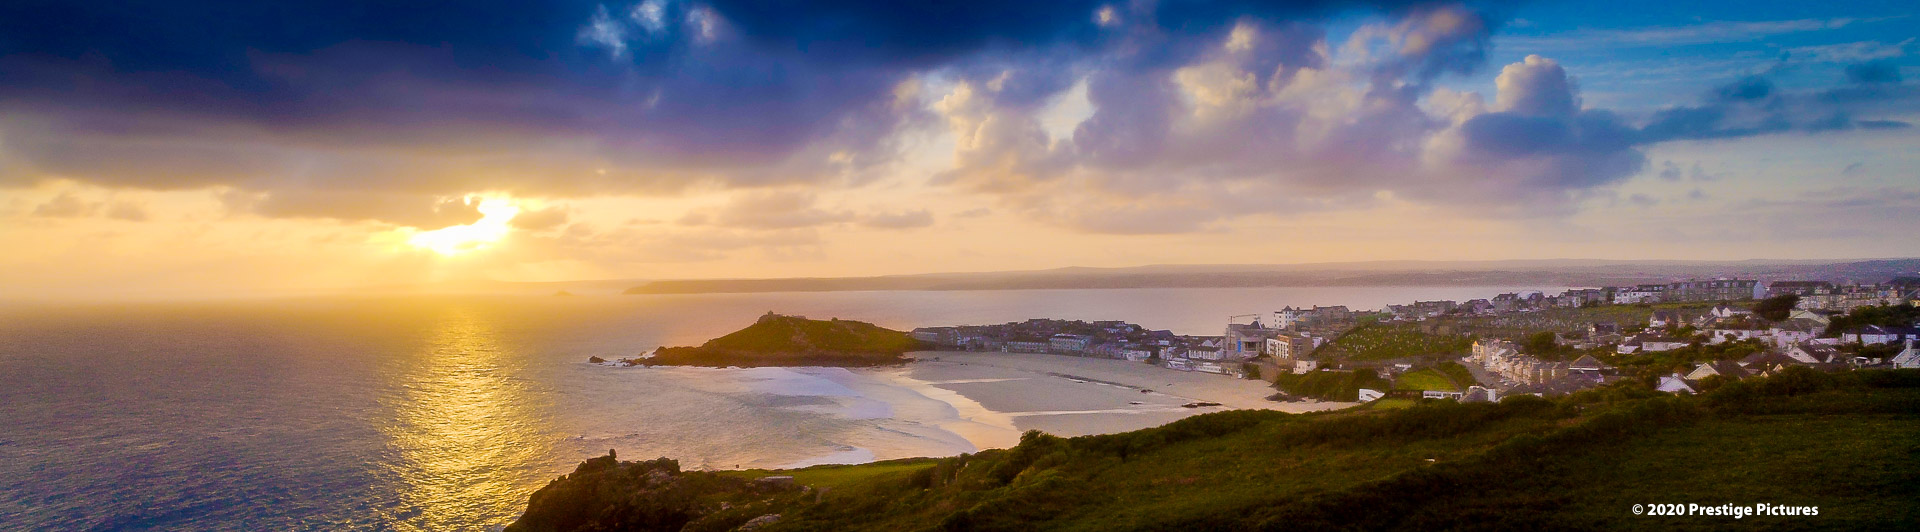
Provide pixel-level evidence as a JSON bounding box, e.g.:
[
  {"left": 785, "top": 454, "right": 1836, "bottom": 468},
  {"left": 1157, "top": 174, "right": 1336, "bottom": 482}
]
[{"left": 0, "top": 286, "right": 1559, "bottom": 530}]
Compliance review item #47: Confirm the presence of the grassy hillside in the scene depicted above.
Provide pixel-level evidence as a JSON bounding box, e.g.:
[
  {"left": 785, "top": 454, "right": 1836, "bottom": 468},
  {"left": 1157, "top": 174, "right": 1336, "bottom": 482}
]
[
  {"left": 646, "top": 314, "right": 920, "bottom": 367},
  {"left": 1310, "top": 322, "right": 1473, "bottom": 362},
  {"left": 1270, "top": 369, "right": 1390, "bottom": 401},
  {"left": 1392, "top": 368, "right": 1459, "bottom": 391},
  {"left": 512, "top": 368, "right": 1920, "bottom": 531},
  {"left": 1447, "top": 303, "right": 1715, "bottom": 338}
]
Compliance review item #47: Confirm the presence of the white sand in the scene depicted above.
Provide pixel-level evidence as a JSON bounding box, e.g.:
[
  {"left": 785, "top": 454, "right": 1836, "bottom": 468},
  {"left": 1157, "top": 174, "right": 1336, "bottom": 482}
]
[{"left": 860, "top": 351, "right": 1355, "bottom": 447}]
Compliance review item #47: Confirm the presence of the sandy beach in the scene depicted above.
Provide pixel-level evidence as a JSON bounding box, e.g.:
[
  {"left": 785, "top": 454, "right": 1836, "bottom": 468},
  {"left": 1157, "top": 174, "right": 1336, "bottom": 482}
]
[{"left": 862, "top": 351, "right": 1355, "bottom": 447}]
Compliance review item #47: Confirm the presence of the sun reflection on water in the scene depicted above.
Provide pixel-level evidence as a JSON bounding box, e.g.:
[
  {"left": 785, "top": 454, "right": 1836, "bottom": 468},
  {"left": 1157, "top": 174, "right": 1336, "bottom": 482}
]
[{"left": 378, "top": 308, "right": 553, "bottom": 530}]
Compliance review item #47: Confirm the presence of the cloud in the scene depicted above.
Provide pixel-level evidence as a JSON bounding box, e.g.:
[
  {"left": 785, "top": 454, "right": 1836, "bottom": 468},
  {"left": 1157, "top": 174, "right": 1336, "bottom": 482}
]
[
  {"left": 681, "top": 190, "right": 853, "bottom": 230},
  {"left": 859, "top": 209, "right": 934, "bottom": 229},
  {"left": 509, "top": 205, "right": 571, "bottom": 231},
  {"left": 1846, "top": 59, "right": 1905, "bottom": 84},
  {"left": 1783, "top": 38, "right": 1913, "bottom": 65},
  {"left": 1500, "top": 18, "right": 1860, "bottom": 49},
  {"left": 1638, "top": 72, "right": 1919, "bottom": 143},
  {"left": 31, "top": 193, "right": 96, "bottom": 218},
  {"left": 224, "top": 191, "right": 487, "bottom": 228},
  {"left": 1, "top": 0, "right": 1914, "bottom": 237},
  {"left": 106, "top": 202, "right": 151, "bottom": 222}
]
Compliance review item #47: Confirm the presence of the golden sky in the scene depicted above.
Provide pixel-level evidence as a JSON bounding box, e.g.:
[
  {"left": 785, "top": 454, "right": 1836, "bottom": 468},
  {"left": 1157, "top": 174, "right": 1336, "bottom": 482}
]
[{"left": 2, "top": 2, "right": 1917, "bottom": 299}]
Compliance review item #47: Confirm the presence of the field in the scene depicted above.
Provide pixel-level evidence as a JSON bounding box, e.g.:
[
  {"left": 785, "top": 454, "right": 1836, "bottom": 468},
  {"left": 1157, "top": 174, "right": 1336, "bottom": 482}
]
[
  {"left": 1391, "top": 368, "right": 1459, "bottom": 391},
  {"left": 1310, "top": 322, "right": 1473, "bottom": 362}
]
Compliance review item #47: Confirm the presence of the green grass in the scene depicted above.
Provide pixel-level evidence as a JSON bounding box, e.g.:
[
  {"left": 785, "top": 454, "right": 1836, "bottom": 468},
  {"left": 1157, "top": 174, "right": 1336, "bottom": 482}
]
[
  {"left": 1312, "top": 322, "right": 1473, "bottom": 362},
  {"left": 718, "top": 459, "right": 939, "bottom": 491},
  {"left": 1271, "top": 369, "right": 1390, "bottom": 401},
  {"left": 1446, "top": 303, "right": 1717, "bottom": 339},
  {"left": 1367, "top": 398, "right": 1420, "bottom": 410},
  {"left": 646, "top": 314, "right": 920, "bottom": 367},
  {"left": 1393, "top": 369, "right": 1458, "bottom": 391},
  {"left": 1436, "top": 361, "right": 1477, "bottom": 388}
]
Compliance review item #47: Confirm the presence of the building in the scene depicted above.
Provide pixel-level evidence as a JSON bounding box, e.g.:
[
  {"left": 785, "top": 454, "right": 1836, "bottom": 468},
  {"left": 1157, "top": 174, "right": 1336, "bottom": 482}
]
[
  {"left": 1222, "top": 323, "right": 1273, "bottom": 360},
  {"left": 1614, "top": 284, "right": 1668, "bottom": 304},
  {"left": 1892, "top": 340, "right": 1920, "bottom": 369},
  {"left": 1767, "top": 280, "right": 1834, "bottom": 297},
  {"left": 1263, "top": 333, "right": 1316, "bottom": 360},
  {"left": 1841, "top": 325, "right": 1920, "bottom": 345},
  {"left": 1005, "top": 341, "right": 1049, "bottom": 353},
  {"left": 1656, "top": 373, "right": 1696, "bottom": 394},
  {"left": 1686, "top": 360, "right": 1750, "bottom": 381},
  {"left": 1462, "top": 386, "right": 1499, "bottom": 403},
  {"left": 1049, "top": 334, "right": 1093, "bottom": 353},
  {"left": 910, "top": 327, "right": 957, "bottom": 345},
  {"left": 1666, "top": 279, "right": 1761, "bottom": 302}
]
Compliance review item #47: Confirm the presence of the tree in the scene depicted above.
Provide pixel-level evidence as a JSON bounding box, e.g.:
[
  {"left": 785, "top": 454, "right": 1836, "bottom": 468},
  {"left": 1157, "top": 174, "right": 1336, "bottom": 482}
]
[
  {"left": 1751, "top": 294, "right": 1799, "bottom": 322},
  {"left": 1244, "top": 363, "right": 1263, "bottom": 381},
  {"left": 1520, "top": 331, "right": 1558, "bottom": 356}
]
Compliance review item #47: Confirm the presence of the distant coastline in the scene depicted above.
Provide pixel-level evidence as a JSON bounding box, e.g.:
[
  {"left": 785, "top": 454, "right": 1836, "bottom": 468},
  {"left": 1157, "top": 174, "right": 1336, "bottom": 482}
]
[{"left": 621, "top": 258, "right": 1920, "bottom": 295}]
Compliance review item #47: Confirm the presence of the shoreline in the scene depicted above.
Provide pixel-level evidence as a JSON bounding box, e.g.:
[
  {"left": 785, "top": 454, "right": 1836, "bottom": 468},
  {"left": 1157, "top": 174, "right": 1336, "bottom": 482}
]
[{"left": 848, "top": 350, "right": 1355, "bottom": 448}]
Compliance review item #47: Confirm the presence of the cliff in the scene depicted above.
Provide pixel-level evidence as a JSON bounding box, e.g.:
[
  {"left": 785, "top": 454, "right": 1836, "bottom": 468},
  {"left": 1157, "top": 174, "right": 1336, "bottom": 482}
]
[
  {"left": 642, "top": 313, "right": 920, "bottom": 367},
  {"left": 511, "top": 368, "right": 1920, "bottom": 530}
]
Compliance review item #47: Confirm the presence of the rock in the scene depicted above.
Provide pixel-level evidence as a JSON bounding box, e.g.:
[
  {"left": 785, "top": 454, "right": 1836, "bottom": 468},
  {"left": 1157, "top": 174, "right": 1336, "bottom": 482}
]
[
  {"left": 588, "top": 356, "right": 606, "bottom": 364},
  {"left": 736, "top": 514, "right": 781, "bottom": 531}
]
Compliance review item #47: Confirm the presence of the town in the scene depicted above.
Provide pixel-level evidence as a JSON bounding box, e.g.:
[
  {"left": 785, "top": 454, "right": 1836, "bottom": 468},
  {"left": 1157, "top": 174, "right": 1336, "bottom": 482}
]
[{"left": 911, "top": 277, "right": 1920, "bottom": 404}]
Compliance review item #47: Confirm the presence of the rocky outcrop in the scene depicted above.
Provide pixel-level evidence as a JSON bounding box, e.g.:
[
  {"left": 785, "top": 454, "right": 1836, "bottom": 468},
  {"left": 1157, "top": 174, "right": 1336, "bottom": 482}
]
[{"left": 506, "top": 452, "right": 803, "bottom": 532}]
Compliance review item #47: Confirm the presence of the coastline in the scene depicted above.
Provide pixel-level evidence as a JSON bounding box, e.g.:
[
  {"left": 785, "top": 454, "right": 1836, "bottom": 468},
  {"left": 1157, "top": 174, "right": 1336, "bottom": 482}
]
[{"left": 851, "top": 350, "right": 1355, "bottom": 447}]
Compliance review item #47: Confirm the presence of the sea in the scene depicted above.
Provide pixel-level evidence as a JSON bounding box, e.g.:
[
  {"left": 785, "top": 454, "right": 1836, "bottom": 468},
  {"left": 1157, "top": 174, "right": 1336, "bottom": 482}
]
[{"left": 0, "top": 286, "right": 1561, "bottom": 530}]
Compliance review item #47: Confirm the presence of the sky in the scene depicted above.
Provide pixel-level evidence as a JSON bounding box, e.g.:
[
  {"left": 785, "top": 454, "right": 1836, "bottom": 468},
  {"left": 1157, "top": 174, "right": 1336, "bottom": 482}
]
[{"left": 1, "top": 0, "right": 1916, "bottom": 298}]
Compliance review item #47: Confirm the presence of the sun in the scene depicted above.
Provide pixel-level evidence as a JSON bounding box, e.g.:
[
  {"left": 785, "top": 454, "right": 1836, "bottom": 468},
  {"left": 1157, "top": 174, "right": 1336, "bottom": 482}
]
[{"left": 408, "top": 198, "right": 520, "bottom": 256}]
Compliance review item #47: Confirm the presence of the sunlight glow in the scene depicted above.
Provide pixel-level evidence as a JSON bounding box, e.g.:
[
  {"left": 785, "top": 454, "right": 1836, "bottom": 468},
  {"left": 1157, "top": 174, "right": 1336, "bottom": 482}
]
[{"left": 408, "top": 198, "right": 520, "bottom": 256}]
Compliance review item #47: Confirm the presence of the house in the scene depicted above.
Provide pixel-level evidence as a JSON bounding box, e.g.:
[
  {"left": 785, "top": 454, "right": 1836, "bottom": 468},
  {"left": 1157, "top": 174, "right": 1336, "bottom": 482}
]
[
  {"left": 1588, "top": 322, "right": 1619, "bottom": 337},
  {"left": 1422, "top": 390, "right": 1465, "bottom": 400},
  {"left": 1841, "top": 325, "right": 1920, "bottom": 345},
  {"left": 1619, "top": 334, "right": 1688, "bottom": 354},
  {"left": 1567, "top": 355, "right": 1611, "bottom": 375},
  {"left": 1686, "top": 360, "right": 1750, "bottom": 381},
  {"left": 1708, "top": 328, "right": 1768, "bottom": 344},
  {"left": 1649, "top": 310, "right": 1681, "bottom": 328},
  {"left": 1462, "top": 386, "right": 1499, "bottom": 403},
  {"left": 1710, "top": 304, "right": 1753, "bottom": 319},
  {"left": 1291, "top": 358, "right": 1320, "bottom": 374},
  {"left": 1656, "top": 373, "right": 1697, "bottom": 394},
  {"left": 1356, "top": 388, "right": 1385, "bottom": 402},
  {"left": 1785, "top": 342, "right": 1844, "bottom": 365},
  {"left": 1892, "top": 340, "right": 1920, "bottom": 369},
  {"left": 1741, "top": 352, "right": 1807, "bottom": 375},
  {"left": 1614, "top": 284, "right": 1668, "bottom": 304}
]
